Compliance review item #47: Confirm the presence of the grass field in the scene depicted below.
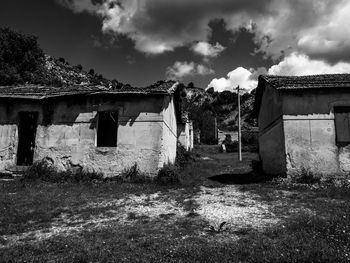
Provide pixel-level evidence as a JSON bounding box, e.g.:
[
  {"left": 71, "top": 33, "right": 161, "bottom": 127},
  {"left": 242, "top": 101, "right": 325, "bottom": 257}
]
[{"left": 1, "top": 148, "right": 350, "bottom": 262}]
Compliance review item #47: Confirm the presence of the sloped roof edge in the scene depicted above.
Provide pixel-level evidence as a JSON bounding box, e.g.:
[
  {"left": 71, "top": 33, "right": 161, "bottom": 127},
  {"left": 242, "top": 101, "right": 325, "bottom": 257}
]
[
  {"left": 0, "top": 81, "right": 180, "bottom": 99},
  {"left": 261, "top": 74, "right": 350, "bottom": 90},
  {"left": 253, "top": 74, "right": 350, "bottom": 118}
]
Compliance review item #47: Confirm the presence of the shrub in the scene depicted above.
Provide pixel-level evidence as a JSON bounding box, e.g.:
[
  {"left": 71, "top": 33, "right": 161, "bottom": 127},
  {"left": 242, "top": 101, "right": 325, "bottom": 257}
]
[
  {"left": 155, "top": 164, "right": 179, "bottom": 184},
  {"left": 175, "top": 144, "right": 192, "bottom": 168},
  {"left": 156, "top": 144, "right": 194, "bottom": 185},
  {"left": 120, "top": 163, "right": 148, "bottom": 183},
  {"left": 75, "top": 64, "right": 83, "bottom": 71},
  {"left": 0, "top": 27, "right": 45, "bottom": 85},
  {"left": 72, "top": 169, "right": 103, "bottom": 183},
  {"left": 295, "top": 169, "right": 321, "bottom": 184},
  {"left": 22, "top": 158, "right": 103, "bottom": 183},
  {"left": 58, "top": 57, "right": 66, "bottom": 64},
  {"left": 22, "top": 159, "right": 70, "bottom": 183},
  {"left": 321, "top": 175, "right": 350, "bottom": 188},
  {"left": 88, "top": 68, "right": 95, "bottom": 75}
]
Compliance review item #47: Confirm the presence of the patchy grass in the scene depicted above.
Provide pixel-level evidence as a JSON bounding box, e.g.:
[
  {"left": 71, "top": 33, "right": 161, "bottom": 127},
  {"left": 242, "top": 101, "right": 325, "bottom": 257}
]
[
  {"left": 1, "top": 178, "right": 350, "bottom": 262},
  {"left": 1, "top": 148, "right": 350, "bottom": 262}
]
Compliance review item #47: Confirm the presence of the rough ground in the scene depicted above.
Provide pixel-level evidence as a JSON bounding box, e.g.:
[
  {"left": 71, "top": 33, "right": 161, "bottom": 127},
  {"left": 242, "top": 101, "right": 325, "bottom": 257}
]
[
  {"left": 1, "top": 147, "right": 349, "bottom": 262},
  {"left": 1, "top": 184, "right": 281, "bottom": 248}
]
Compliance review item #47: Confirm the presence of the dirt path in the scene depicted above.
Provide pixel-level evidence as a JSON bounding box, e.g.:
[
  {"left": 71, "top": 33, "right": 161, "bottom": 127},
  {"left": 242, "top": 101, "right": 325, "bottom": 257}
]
[{"left": 1, "top": 183, "right": 282, "bottom": 248}]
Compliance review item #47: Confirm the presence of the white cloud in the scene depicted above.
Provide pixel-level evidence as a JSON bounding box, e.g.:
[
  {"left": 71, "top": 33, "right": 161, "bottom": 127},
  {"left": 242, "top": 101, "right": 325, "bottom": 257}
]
[
  {"left": 207, "top": 67, "right": 257, "bottom": 92},
  {"left": 248, "top": 0, "right": 350, "bottom": 62},
  {"left": 192, "top": 42, "right": 225, "bottom": 58},
  {"left": 58, "top": 0, "right": 350, "bottom": 64},
  {"left": 268, "top": 52, "right": 350, "bottom": 75},
  {"left": 166, "top": 61, "right": 214, "bottom": 80},
  {"left": 208, "top": 52, "right": 350, "bottom": 93}
]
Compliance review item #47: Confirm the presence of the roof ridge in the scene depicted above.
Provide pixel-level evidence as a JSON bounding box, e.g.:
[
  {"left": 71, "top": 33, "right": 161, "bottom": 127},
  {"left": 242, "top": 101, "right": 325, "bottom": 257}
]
[{"left": 259, "top": 73, "right": 350, "bottom": 90}]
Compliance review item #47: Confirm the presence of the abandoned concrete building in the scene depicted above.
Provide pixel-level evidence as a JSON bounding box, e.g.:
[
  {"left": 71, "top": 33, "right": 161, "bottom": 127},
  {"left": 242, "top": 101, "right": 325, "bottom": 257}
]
[
  {"left": 254, "top": 74, "right": 350, "bottom": 177},
  {"left": 0, "top": 81, "right": 185, "bottom": 176}
]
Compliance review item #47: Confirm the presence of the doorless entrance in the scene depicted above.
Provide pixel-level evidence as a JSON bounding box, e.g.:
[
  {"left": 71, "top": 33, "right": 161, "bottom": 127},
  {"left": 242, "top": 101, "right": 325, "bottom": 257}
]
[{"left": 17, "top": 112, "right": 38, "bottom": 165}]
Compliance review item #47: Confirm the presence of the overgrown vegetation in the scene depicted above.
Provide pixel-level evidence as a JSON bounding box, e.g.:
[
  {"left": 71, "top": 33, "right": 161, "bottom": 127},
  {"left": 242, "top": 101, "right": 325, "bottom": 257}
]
[
  {"left": 155, "top": 144, "right": 194, "bottom": 184},
  {"left": 182, "top": 83, "right": 257, "bottom": 140},
  {"left": 0, "top": 27, "right": 47, "bottom": 85},
  {"left": 22, "top": 159, "right": 103, "bottom": 183},
  {"left": 119, "top": 163, "right": 149, "bottom": 183},
  {"left": 0, "top": 27, "right": 124, "bottom": 88},
  {"left": 155, "top": 164, "right": 180, "bottom": 184},
  {"left": 272, "top": 169, "right": 350, "bottom": 189}
]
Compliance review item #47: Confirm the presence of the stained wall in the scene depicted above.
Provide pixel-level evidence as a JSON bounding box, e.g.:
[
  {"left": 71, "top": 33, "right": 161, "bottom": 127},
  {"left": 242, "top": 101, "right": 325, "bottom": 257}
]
[
  {"left": 259, "top": 87, "right": 350, "bottom": 177},
  {"left": 0, "top": 94, "right": 177, "bottom": 176},
  {"left": 282, "top": 89, "right": 350, "bottom": 177},
  {"left": 258, "top": 84, "right": 286, "bottom": 175}
]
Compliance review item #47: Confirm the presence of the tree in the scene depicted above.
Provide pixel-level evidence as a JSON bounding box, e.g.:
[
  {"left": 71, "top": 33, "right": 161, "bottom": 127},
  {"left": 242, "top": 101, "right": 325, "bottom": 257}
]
[
  {"left": 187, "top": 82, "right": 194, "bottom": 89},
  {"left": 88, "top": 68, "right": 95, "bottom": 75},
  {"left": 76, "top": 64, "right": 83, "bottom": 71},
  {"left": 0, "top": 27, "right": 45, "bottom": 85},
  {"left": 206, "top": 87, "right": 214, "bottom": 94}
]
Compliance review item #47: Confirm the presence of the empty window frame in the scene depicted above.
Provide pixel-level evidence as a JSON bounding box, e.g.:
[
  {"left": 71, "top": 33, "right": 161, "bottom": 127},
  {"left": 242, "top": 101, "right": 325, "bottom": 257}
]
[
  {"left": 334, "top": 106, "right": 350, "bottom": 145},
  {"left": 96, "top": 111, "right": 118, "bottom": 147}
]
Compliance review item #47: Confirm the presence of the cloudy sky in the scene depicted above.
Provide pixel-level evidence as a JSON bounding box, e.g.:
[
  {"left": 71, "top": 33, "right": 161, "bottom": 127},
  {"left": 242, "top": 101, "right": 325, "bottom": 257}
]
[{"left": 1, "top": 0, "right": 350, "bottom": 91}]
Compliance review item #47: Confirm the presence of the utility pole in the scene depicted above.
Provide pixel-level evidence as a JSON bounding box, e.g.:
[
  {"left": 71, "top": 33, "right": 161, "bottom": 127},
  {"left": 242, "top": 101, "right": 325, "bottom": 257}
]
[{"left": 236, "top": 85, "right": 242, "bottom": 161}]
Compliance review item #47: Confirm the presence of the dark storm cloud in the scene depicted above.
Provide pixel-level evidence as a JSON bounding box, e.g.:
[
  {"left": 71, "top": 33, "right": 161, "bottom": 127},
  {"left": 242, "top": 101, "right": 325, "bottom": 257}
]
[
  {"left": 56, "top": 0, "right": 350, "bottom": 67},
  {"left": 56, "top": 0, "right": 275, "bottom": 55}
]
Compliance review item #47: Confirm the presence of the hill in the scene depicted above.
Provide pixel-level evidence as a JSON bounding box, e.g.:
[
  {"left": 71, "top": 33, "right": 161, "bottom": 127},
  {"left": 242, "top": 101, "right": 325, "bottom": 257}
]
[
  {"left": 0, "top": 27, "right": 123, "bottom": 89},
  {"left": 181, "top": 83, "right": 257, "bottom": 134}
]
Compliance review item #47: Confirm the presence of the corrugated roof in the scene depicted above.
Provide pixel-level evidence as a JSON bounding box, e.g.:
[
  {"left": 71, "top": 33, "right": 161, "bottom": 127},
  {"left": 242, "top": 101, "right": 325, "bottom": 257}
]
[
  {"left": 0, "top": 81, "right": 179, "bottom": 99},
  {"left": 261, "top": 74, "right": 350, "bottom": 89}
]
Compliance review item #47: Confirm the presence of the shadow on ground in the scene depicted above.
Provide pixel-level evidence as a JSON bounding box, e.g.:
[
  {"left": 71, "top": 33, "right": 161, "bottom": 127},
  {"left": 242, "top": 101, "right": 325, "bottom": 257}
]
[{"left": 208, "top": 172, "right": 271, "bottom": 185}]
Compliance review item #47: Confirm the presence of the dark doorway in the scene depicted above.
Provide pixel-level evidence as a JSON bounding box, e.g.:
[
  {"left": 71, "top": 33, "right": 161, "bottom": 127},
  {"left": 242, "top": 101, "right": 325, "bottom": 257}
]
[
  {"left": 17, "top": 112, "right": 38, "bottom": 165},
  {"left": 97, "top": 112, "right": 118, "bottom": 147}
]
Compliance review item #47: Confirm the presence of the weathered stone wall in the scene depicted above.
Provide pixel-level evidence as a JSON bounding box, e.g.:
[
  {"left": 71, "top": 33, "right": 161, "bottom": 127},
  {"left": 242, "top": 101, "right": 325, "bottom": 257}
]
[
  {"left": 283, "top": 115, "right": 339, "bottom": 176},
  {"left": 0, "top": 95, "right": 176, "bottom": 176}
]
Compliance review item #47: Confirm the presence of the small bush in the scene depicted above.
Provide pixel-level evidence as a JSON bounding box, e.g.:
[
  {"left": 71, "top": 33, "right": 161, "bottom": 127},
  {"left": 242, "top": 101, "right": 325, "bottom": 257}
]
[
  {"left": 23, "top": 159, "right": 69, "bottom": 183},
  {"left": 75, "top": 64, "right": 83, "bottom": 71},
  {"left": 22, "top": 159, "right": 103, "bottom": 183},
  {"left": 58, "top": 57, "right": 66, "bottom": 64},
  {"left": 120, "top": 163, "right": 148, "bottom": 183},
  {"left": 155, "top": 144, "right": 194, "bottom": 185},
  {"left": 155, "top": 164, "right": 179, "bottom": 184},
  {"left": 296, "top": 171, "right": 320, "bottom": 184},
  {"left": 72, "top": 169, "right": 103, "bottom": 183},
  {"left": 88, "top": 68, "right": 95, "bottom": 75},
  {"left": 321, "top": 175, "right": 350, "bottom": 188},
  {"left": 175, "top": 144, "right": 192, "bottom": 168}
]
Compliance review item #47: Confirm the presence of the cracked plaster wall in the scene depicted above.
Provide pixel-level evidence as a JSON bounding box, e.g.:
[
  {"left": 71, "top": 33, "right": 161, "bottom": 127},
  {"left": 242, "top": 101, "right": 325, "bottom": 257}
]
[
  {"left": 259, "top": 88, "right": 350, "bottom": 177},
  {"left": 0, "top": 95, "right": 177, "bottom": 177}
]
